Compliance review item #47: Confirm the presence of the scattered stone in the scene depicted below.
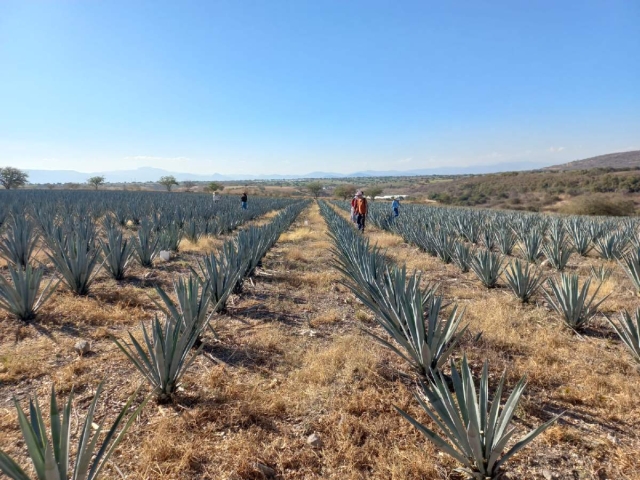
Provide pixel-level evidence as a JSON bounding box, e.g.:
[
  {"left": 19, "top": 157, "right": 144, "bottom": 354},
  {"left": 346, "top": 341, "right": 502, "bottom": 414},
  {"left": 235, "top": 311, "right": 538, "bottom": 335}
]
[
  {"left": 254, "top": 462, "right": 276, "bottom": 478},
  {"left": 306, "top": 433, "right": 323, "bottom": 448},
  {"left": 159, "top": 250, "right": 171, "bottom": 261},
  {"left": 542, "top": 469, "right": 554, "bottom": 480},
  {"left": 74, "top": 340, "right": 91, "bottom": 356}
]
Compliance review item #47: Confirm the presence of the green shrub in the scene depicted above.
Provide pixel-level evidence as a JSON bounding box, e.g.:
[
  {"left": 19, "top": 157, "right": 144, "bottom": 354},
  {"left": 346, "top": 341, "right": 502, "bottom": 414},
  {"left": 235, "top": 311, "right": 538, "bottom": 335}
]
[{"left": 560, "top": 195, "right": 635, "bottom": 216}]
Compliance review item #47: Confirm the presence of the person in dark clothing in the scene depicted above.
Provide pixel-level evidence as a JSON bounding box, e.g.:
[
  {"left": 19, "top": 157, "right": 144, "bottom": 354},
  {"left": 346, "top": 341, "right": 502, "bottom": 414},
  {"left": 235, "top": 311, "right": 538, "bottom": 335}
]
[
  {"left": 354, "top": 190, "right": 367, "bottom": 232},
  {"left": 241, "top": 192, "right": 248, "bottom": 210}
]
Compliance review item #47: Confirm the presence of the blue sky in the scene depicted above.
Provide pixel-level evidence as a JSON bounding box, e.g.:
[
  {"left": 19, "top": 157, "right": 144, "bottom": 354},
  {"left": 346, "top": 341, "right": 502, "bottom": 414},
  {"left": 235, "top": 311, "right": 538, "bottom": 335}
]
[{"left": 0, "top": 1, "right": 638, "bottom": 175}]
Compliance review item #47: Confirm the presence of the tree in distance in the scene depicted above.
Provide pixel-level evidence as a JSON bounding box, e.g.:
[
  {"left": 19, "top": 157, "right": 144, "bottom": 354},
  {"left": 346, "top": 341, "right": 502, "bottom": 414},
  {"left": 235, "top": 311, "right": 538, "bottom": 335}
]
[
  {"left": 205, "top": 181, "right": 225, "bottom": 193},
  {"left": 87, "top": 175, "right": 106, "bottom": 190},
  {"left": 182, "top": 180, "right": 197, "bottom": 192},
  {"left": 306, "top": 181, "right": 323, "bottom": 199},
  {"left": 366, "top": 186, "right": 384, "bottom": 200},
  {"left": 159, "top": 175, "right": 179, "bottom": 191},
  {"left": 0, "top": 167, "right": 29, "bottom": 189},
  {"left": 64, "top": 182, "right": 81, "bottom": 190},
  {"left": 333, "top": 184, "right": 357, "bottom": 200}
]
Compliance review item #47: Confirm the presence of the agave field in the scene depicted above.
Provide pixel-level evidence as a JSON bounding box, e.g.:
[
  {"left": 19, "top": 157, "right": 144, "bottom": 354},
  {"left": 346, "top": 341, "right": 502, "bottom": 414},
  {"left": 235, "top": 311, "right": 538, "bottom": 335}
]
[{"left": 1, "top": 191, "right": 640, "bottom": 479}]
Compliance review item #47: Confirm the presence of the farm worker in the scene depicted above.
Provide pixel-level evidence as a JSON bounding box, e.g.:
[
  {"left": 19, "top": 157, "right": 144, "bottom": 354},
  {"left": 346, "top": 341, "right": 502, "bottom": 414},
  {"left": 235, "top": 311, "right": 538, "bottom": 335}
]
[
  {"left": 392, "top": 197, "right": 400, "bottom": 218},
  {"left": 350, "top": 194, "right": 358, "bottom": 223},
  {"left": 241, "top": 192, "right": 248, "bottom": 210},
  {"left": 212, "top": 191, "right": 220, "bottom": 203},
  {"left": 354, "top": 191, "right": 368, "bottom": 232}
]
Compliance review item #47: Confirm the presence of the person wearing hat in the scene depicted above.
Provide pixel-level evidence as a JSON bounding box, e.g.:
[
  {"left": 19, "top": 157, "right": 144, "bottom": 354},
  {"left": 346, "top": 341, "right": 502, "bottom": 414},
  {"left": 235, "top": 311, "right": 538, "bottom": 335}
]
[
  {"left": 350, "top": 193, "right": 358, "bottom": 223},
  {"left": 354, "top": 190, "right": 368, "bottom": 232}
]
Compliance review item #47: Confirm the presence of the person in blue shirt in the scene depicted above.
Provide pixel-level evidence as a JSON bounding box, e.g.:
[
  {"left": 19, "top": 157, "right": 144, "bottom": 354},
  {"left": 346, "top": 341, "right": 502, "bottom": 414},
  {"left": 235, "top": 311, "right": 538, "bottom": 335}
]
[{"left": 392, "top": 197, "right": 400, "bottom": 218}]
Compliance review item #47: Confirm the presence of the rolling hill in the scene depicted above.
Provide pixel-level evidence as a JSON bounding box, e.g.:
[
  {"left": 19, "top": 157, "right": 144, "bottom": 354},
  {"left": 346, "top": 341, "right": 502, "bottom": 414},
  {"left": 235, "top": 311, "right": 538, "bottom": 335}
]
[{"left": 545, "top": 150, "right": 640, "bottom": 171}]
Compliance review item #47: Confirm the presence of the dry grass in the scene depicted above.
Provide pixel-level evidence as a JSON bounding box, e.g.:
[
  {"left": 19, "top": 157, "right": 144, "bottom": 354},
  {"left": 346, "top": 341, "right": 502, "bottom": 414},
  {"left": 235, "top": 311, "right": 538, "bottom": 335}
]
[{"left": 2, "top": 202, "right": 640, "bottom": 479}]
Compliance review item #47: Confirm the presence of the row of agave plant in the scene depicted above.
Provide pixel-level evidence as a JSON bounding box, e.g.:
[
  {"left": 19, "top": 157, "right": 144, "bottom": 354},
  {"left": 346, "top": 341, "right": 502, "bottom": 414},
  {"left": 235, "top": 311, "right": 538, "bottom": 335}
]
[
  {"left": 337, "top": 201, "right": 640, "bottom": 342},
  {"left": 0, "top": 194, "right": 297, "bottom": 321},
  {"left": 0, "top": 200, "right": 308, "bottom": 479},
  {"left": 319, "top": 201, "right": 560, "bottom": 479},
  {"left": 364, "top": 203, "right": 640, "bottom": 356},
  {"left": 358, "top": 200, "right": 640, "bottom": 293}
]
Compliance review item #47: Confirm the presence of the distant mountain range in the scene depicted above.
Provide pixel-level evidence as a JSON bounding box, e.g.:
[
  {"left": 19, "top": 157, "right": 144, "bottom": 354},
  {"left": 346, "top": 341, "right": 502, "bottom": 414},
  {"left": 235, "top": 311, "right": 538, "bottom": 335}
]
[
  {"left": 24, "top": 151, "right": 640, "bottom": 184},
  {"left": 26, "top": 161, "right": 554, "bottom": 184},
  {"left": 544, "top": 150, "right": 640, "bottom": 171}
]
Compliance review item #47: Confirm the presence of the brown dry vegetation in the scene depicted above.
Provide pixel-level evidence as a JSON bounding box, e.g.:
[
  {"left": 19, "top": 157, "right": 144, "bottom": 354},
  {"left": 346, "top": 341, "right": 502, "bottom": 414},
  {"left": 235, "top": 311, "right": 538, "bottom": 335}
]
[{"left": 1, "top": 202, "right": 640, "bottom": 479}]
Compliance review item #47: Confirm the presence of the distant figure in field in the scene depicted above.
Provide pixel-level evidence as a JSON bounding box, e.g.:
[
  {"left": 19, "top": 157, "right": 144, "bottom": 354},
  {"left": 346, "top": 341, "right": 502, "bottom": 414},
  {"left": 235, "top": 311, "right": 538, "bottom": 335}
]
[
  {"left": 354, "top": 190, "right": 368, "bottom": 232},
  {"left": 350, "top": 194, "right": 358, "bottom": 223},
  {"left": 392, "top": 197, "right": 400, "bottom": 218},
  {"left": 241, "top": 192, "right": 248, "bottom": 210},
  {"left": 212, "top": 191, "right": 220, "bottom": 203}
]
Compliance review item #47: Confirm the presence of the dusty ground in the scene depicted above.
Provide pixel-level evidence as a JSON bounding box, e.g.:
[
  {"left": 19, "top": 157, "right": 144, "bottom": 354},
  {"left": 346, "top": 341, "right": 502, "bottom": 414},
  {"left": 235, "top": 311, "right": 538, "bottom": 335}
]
[{"left": 1, "top": 202, "right": 639, "bottom": 479}]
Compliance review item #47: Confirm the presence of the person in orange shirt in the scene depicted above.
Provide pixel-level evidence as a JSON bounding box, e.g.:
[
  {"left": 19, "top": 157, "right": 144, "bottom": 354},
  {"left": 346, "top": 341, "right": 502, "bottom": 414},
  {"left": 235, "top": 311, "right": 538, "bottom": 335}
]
[{"left": 354, "top": 190, "right": 368, "bottom": 232}]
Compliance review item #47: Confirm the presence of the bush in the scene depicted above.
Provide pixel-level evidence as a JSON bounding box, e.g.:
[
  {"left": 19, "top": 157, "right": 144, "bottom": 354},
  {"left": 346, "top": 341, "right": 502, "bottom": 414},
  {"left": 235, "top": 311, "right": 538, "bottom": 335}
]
[{"left": 560, "top": 195, "right": 636, "bottom": 216}]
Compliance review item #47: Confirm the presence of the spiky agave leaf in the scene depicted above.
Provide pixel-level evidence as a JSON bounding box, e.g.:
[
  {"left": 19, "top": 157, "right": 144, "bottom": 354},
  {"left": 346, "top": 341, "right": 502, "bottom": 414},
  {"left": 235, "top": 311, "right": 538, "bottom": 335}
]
[
  {"left": 504, "top": 259, "right": 544, "bottom": 303},
  {"left": 0, "top": 382, "right": 149, "bottom": 480},
  {"left": 132, "top": 218, "right": 160, "bottom": 268},
  {"left": 0, "top": 215, "right": 40, "bottom": 268},
  {"left": 396, "top": 356, "right": 560, "bottom": 479},
  {"left": 607, "top": 309, "right": 640, "bottom": 364},
  {"left": 590, "top": 264, "right": 612, "bottom": 283},
  {"left": 46, "top": 220, "right": 102, "bottom": 296},
  {"left": 0, "top": 265, "right": 58, "bottom": 321},
  {"left": 99, "top": 225, "right": 134, "bottom": 281},
  {"left": 113, "top": 314, "right": 203, "bottom": 401},
  {"left": 191, "top": 246, "right": 248, "bottom": 313},
  {"left": 519, "top": 228, "right": 543, "bottom": 263},
  {"left": 544, "top": 273, "right": 609, "bottom": 331},
  {"left": 153, "top": 274, "right": 213, "bottom": 341},
  {"left": 541, "top": 239, "right": 573, "bottom": 271},
  {"left": 495, "top": 227, "right": 517, "bottom": 256},
  {"left": 470, "top": 249, "right": 504, "bottom": 288},
  {"left": 619, "top": 247, "right": 640, "bottom": 294},
  {"left": 593, "top": 232, "right": 627, "bottom": 261},
  {"left": 453, "top": 242, "right": 472, "bottom": 273}
]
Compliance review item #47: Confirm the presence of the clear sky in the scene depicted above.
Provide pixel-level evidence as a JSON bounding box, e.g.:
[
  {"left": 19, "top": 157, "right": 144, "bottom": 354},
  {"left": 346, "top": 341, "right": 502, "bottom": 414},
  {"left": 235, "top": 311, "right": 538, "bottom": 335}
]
[{"left": 1, "top": 1, "right": 638, "bottom": 175}]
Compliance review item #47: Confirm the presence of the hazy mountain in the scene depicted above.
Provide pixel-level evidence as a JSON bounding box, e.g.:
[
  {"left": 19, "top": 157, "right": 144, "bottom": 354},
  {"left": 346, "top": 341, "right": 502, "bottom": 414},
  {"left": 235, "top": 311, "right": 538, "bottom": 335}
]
[
  {"left": 25, "top": 160, "right": 556, "bottom": 184},
  {"left": 544, "top": 150, "right": 640, "bottom": 171}
]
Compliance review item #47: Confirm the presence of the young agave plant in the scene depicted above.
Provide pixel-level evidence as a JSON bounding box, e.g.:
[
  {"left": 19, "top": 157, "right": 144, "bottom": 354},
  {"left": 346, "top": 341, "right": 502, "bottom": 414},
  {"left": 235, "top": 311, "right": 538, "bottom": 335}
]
[
  {"left": 541, "top": 239, "right": 572, "bottom": 271},
  {"left": 432, "top": 230, "right": 455, "bottom": 264},
  {"left": 153, "top": 274, "right": 213, "bottom": 340},
  {"left": 504, "top": 259, "right": 544, "bottom": 303},
  {"left": 619, "top": 247, "right": 640, "bottom": 294},
  {"left": 519, "top": 228, "right": 543, "bottom": 263},
  {"left": 453, "top": 242, "right": 472, "bottom": 273},
  {"left": 470, "top": 250, "right": 504, "bottom": 288},
  {"left": 566, "top": 220, "right": 592, "bottom": 256},
  {"left": 0, "top": 215, "right": 40, "bottom": 268},
  {"left": 607, "top": 309, "right": 640, "bottom": 364},
  {"left": 46, "top": 224, "right": 102, "bottom": 296},
  {"left": 495, "top": 227, "right": 517, "bottom": 256},
  {"left": 0, "top": 382, "right": 148, "bottom": 480},
  {"left": 590, "top": 264, "right": 612, "bottom": 283},
  {"left": 159, "top": 223, "right": 183, "bottom": 253},
  {"left": 133, "top": 219, "right": 160, "bottom": 268},
  {"left": 593, "top": 232, "right": 627, "bottom": 261},
  {"left": 114, "top": 312, "right": 206, "bottom": 402},
  {"left": 544, "top": 274, "right": 609, "bottom": 330},
  {"left": 99, "top": 226, "right": 134, "bottom": 281},
  {"left": 481, "top": 226, "right": 495, "bottom": 251},
  {"left": 396, "top": 357, "right": 559, "bottom": 480},
  {"left": 356, "top": 266, "right": 468, "bottom": 376},
  {"left": 192, "top": 248, "right": 248, "bottom": 313},
  {"left": 0, "top": 265, "right": 58, "bottom": 321}
]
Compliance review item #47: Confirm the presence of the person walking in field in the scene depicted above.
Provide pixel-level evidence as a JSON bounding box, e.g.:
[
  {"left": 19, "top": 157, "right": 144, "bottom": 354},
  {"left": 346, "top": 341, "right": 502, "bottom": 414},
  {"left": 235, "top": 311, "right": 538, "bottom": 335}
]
[
  {"left": 212, "top": 191, "right": 220, "bottom": 204},
  {"left": 350, "top": 194, "right": 358, "bottom": 223},
  {"left": 392, "top": 197, "right": 400, "bottom": 218},
  {"left": 241, "top": 192, "right": 248, "bottom": 210},
  {"left": 354, "top": 190, "right": 368, "bottom": 232}
]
